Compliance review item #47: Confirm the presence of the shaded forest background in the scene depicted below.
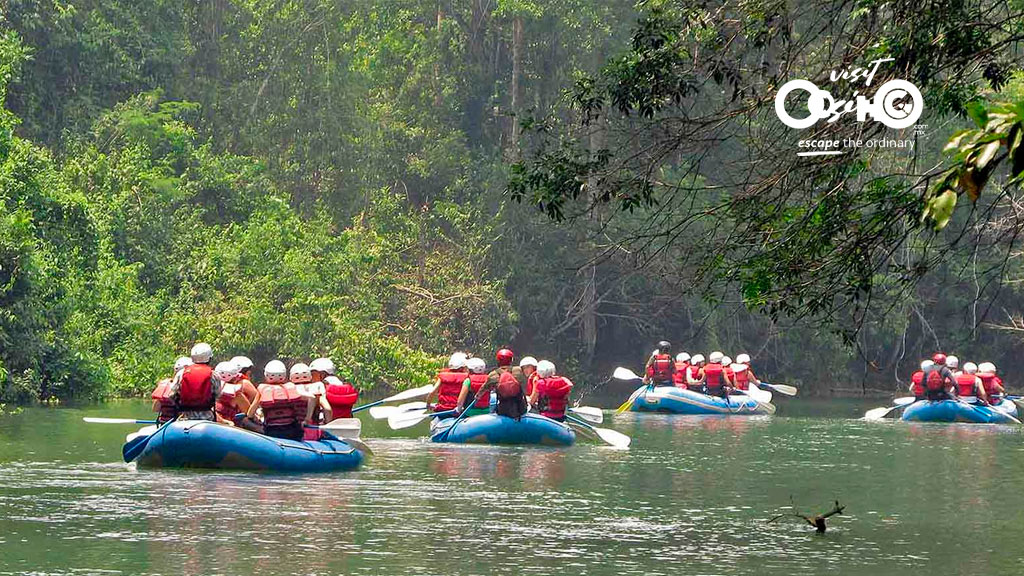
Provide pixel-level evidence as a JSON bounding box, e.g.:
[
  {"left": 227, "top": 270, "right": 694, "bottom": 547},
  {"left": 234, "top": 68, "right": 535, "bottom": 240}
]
[{"left": 2, "top": 0, "right": 1023, "bottom": 402}]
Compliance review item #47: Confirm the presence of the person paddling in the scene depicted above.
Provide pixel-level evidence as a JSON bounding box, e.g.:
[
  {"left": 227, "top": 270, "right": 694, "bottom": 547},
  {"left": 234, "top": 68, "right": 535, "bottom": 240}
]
[
  {"left": 483, "top": 348, "right": 529, "bottom": 419},
  {"left": 702, "top": 351, "right": 728, "bottom": 398},
  {"left": 169, "top": 343, "right": 223, "bottom": 421},
  {"left": 945, "top": 355, "right": 961, "bottom": 377},
  {"left": 730, "top": 353, "right": 761, "bottom": 393},
  {"left": 530, "top": 360, "right": 574, "bottom": 421},
  {"left": 644, "top": 341, "right": 675, "bottom": 386},
  {"left": 955, "top": 362, "right": 987, "bottom": 404},
  {"left": 978, "top": 362, "right": 1005, "bottom": 405},
  {"left": 291, "top": 363, "right": 332, "bottom": 439},
  {"left": 923, "top": 353, "right": 956, "bottom": 401},
  {"left": 685, "top": 354, "right": 705, "bottom": 391},
  {"left": 520, "top": 356, "right": 539, "bottom": 397},
  {"left": 214, "top": 360, "right": 250, "bottom": 425},
  {"left": 151, "top": 356, "right": 191, "bottom": 423},
  {"left": 455, "top": 357, "right": 492, "bottom": 417},
  {"left": 672, "top": 353, "right": 691, "bottom": 388},
  {"left": 247, "top": 360, "right": 307, "bottom": 440},
  {"left": 313, "top": 357, "right": 359, "bottom": 421},
  {"left": 230, "top": 356, "right": 260, "bottom": 407},
  {"left": 426, "top": 353, "right": 470, "bottom": 419}
]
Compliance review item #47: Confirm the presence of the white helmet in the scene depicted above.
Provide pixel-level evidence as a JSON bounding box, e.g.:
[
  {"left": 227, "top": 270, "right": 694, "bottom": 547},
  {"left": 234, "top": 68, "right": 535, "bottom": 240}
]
[
  {"left": 214, "top": 361, "right": 239, "bottom": 381},
  {"left": 467, "top": 357, "right": 487, "bottom": 374},
  {"left": 231, "top": 356, "right": 254, "bottom": 371},
  {"left": 310, "top": 357, "right": 336, "bottom": 375},
  {"left": 537, "top": 360, "right": 556, "bottom": 378},
  {"left": 448, "top": 352, "right": 468, "bottom": 370},
  {"left": 963, "top": 362, "right": 978, "bottom": 374},
  {"left": 519, "top": 356, "right": 538, "bottom": 368},
  {"left": 920, "top": 359, "right": 934, "bottom": 370},
  {"left": 173, "top": 356, "right": 193, "bottom": 372},
  {"left": 676, "top": 352, "right": 691, "bottom": 363},
  {"left": 736, "top": 353, "right": 750, "bottom": 364},
  {"left": 945, "top": 355, "right": 959, "bottom": 369},
  {"left": 709, "top": 351, "right": 724, "bottom": 364},
  {"left": 264, "top": 360, "right": 287, "bottom": 383},
  {"left": 979, "top": 362, "right": 996, "bottom": 374},
  {"left": 190, "top": 342, "right": 213, "bottom": 363},
  {"left": 691, "top": 354, "right": 705, "bottom": 364},
  {"left": 290, "top": 362, "right": 312, "bottom": 383},
  {"left": 721, "top": 356, "right": 732, "bottom": 366}
]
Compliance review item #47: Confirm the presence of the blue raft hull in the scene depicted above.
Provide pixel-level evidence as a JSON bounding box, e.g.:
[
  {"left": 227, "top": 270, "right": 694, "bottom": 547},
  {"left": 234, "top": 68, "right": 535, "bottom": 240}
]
[
  {"left": 629, "top": 385, "right": 775, "bottom": 416},
  {"left": 130, "top": 421, "right": 365, "bottom": 472},
  {"left": 901, "top": 399, "right": 1019, "bottom": 424},
  {"left": 430, "top": 413, "right": 576, "bottom": 446}
]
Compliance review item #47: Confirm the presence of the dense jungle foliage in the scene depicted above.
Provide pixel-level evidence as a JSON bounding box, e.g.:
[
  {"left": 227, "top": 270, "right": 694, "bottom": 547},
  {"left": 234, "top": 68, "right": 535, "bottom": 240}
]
[{"left": 1, "top": 0, "right": 1023, "bottom": 402}]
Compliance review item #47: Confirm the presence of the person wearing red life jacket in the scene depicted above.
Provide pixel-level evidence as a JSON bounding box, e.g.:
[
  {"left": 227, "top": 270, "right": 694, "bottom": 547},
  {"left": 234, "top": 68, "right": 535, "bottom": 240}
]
[
  {"left": 730, "top": 353, "right": 761, "bottom": 393},
  {"left": 977, "top": 362, "right": 1005, "bottom": 405},
  {"left": 311, "top": 357, "right": 359, "bottom": 422},
  {"left": 214, "top": 360, "right": 251, "bottom": 424},
  {"left": 923, "top": 353, "right": 955, "bottom": 401},
  {"left": 702, "top": 351, "right": 729, "bottom": 398},
  {"left": 686, "top": 354, "right": 705, "bottom": 391},
  {"left": 290, "top": 362, "right": 329, "bottom": 428},
  {"left": 478, "top": 349, "right": 528, "bottom": 420},
  {"left": 230, "top": 355, "right": 260, "bottom": 407},
  {"left": 945, "top": 355, "right": 961, "bottom": 378},
  {"left": 426, "top": 353, "right": 470, "bottom": 419},
  {"left": 955, "top": 362, "right": 987, "bottom": 404},
  {"left": 644, "top": 341, "right": 675, "bottom": 386},
  {"left": 519, "top": 356, "right": 539, "bottom": 397},
  {"left": 455, "top": 357, "right": 493, "bottom": 416},
  {"left": 721, "top": 356, "right": 735, "bottom": 390},
  {"left": 247, "top": 360, "right": 308, "bottom": 440},
  {"left": 530, "top": 360, "right": 574, "bottom": 421},
  {"left": 910, "top": 360, "right": 932, "bottom": 399},
  {"left": 151, "top": 356, "right": 191, "bottom": 423},
  {"left": 672, "top": 353, "right": 691, "bottom": 388},
  {"left": 169, "top": 343, "right": 223, "bottom": 421}
]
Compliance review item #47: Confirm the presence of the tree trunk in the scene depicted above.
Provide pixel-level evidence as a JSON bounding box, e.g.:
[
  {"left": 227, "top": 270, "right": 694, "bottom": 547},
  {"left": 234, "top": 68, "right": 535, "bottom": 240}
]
[
  {"left": 434, "top": 3, "right": 444, "bottom": 108},
  {"left": 509, "top": 15, "right": 523, "bottom": 160}
]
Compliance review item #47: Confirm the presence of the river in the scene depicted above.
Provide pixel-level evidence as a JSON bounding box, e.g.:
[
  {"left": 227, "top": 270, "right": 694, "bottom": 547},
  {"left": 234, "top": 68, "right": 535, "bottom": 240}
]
[{"left": 1, "top": 398, "right": 1022, "bottom": 575}]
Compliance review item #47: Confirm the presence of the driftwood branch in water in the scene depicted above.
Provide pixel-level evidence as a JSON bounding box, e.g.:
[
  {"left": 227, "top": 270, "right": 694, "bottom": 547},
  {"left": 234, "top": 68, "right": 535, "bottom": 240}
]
[{"left": 767, "top": 500, "right": 845, "bottom": 533}]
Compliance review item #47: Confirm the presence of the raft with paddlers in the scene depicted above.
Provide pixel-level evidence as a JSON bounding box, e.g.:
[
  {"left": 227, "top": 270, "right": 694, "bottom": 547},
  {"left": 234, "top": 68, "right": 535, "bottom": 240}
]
[
  {"left": 429, "top": 413, "right": 577, "bottom": 446},
  {"left": 625, "top": 384, "right": 776, "bottom": 416},
  {"left": 900, "top": 398, "right": 1020, "bottom": 424},
  {"left": 125, "top": 420, "right": 366, "bottom": 472}
]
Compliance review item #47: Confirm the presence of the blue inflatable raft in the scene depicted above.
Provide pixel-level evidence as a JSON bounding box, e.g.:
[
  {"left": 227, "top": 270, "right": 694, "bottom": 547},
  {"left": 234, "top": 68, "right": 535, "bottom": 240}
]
[
  {"left": 430, "top": 413, "right": 576, "bottom": 446},
  {"left": 128, "top": 421, "right": 365, "bottom": 472},
  {"left": 628, "top": 385, "right": 775, "bottom": 416},
  {"left": 901, "top": 398, "right": 1019, "bottom": 424}
]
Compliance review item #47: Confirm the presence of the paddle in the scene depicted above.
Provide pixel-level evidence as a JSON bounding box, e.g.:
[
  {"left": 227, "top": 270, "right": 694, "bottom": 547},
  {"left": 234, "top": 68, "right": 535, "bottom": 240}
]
[
  {"left": 613, "top": 367, "right": 649, "bottom": 414},
  {"left": 757, "top": 382, "right": 798, "bottom": 396},
  {"left": 315, "top": 429, "right": 374, "bottom": 456},
  {"left": 307, "top": 418, "right": 361, "bottom": 439},
  {"left": 437, "top": 387, "right": 488, "bottom": 442},
  {"left": 862, "top": 396, "right": 917, "bottom": 420},
  {"left": 351, "top": 384, "right": 436, "bottom": 414},
  {"left": 122, "top": 416, "right": 178, "bottom": 463},
  {"left": 740, "top": 383, "right": 773, "bottom": 404},
  {"left": 389, "top": 409, "right": 456, "bottom": 430},
  {"left": 368, "top": 401, "right": 428, "bottom": 420},
  {"left": 565, "top": 414, "right": 631, "bottom": 449},
  {"left": 612, "top": 367, "right": 643, "bottom": 382},
  {"left": 84, "top": 417, "right": 158, "bottom": 425},
  {"left": 568, "top": 406, "right": 604, "bottom": 424}
]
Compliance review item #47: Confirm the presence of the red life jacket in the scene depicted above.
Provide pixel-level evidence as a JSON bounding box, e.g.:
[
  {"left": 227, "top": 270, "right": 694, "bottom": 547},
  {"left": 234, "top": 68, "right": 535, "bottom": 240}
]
[
  {"left": 151, "top": 378, "right": 177, "bottom": 422},
  {"left": 646, "top": 354, "right": 674, "bottom": 382},
  {"left": 732, "top": 366, "right": 750, "bottom": 391},
  {"left": 258, "top": 383, "right": 306, "bottom": 426},
  {"left": 925, "top": 367, "right": 946, "bottom": 392},
  {"left": 525, "top": 372, "right": 538, "bottom": 397},
  {"left": 911, "top": 371, "right": 925, "bottom": 397},
  {"left": 535, "top": 376, "right": 573, "bottom": 419},
  {"left": 724, "top": 366, "right": 735, "bottom": 385},
  {"left": 979, "top": 373, "right": 1000, "bottom": 398},
  {"left": 672, "top": 362, "right": 689, "bottom": 387},
  {"left": 468, "top": 373, "right": 490, "bottom": 409},
  {"left": 686, "top": 365, "right": 703, "bottom": 390},
  {"left": 496, "top": 370, "right": 522, "bottom": 399},
  {"left": 215, "top": 384, "right": 241, "bottom": 420},
  {"left": 704, "top": 363, "right": 724, "bottom": 390},
  {"left": 325, "top": 378, "right": 359, "bottom": 420},
  {"left": 436, "top": 369, "right": 468, "bottom": 411},
  {"left": 178, "top": 363, "right": 215, "bottom": 410},
  {"left": 956, "top": 373, "right": 979, "bottom": 397}
]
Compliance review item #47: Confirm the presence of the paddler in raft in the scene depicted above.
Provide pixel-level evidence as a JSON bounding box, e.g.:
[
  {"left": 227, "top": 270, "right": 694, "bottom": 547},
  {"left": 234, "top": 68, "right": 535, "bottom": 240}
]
[
  {"left": 922, "top": 353, "right": 956, "bottom": 401},
  {"left": 151, "top": 356, "right": 192, "bottom": 423},
  {"left": 519, "top": 356, "right": 539, "bottom": 397},
  {"left": 454, "top": 357, "right": 493, "bottom": 417},
  {"left": 955, "top": 362, "right": 988, "bottom": 404},
  {"left": 165, "top": 343, "right": 224, "bottom": 422},
  {"left": 730, "top": 353, "right": 761, "bottom": 393},
  {"left": 426, "top": 352, "right": 470, "bottom": 419},
  {"left": 702, "top": 351, "right": 733, "bottom": 399},
  {"left": 978, "top": 362, "right": 1005, "bottom": 405},
  {"left": 230, "top": 356, "right": 260, "bottom": 407},
  {"left": 471, "top": 348, "right": 530, "bottom": 420},
  {"left": 672, "top": 353, "right": 691, "bottom": 388},
  {"left": 213, "top": 360, "right": 251, "bottom": 425},
  {"left": 529, "top": 360, "right": 574, "bottom": 422},
  {"left": 644, "top": 341, "right": 676, "bottom": 387},
  {"left": 312, "top": 357, "right": 359, "bottom": 422},
  {"left": 685, "top": 354, "right": 705, "bottom": 391},
  {"left": 245, "top": 360, "right": 308, "bottom": 440}
]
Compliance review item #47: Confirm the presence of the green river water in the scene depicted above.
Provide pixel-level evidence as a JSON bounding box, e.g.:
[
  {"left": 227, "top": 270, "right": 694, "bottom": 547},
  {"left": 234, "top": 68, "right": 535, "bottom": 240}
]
[{"left": 2, "top": 398, "right": 1023, "bottom": 575}]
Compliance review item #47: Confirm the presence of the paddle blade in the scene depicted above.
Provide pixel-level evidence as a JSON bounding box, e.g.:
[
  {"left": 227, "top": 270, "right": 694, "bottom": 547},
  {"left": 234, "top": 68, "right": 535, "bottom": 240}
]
[
  {"left": 745, "top": 385, "right": 772, "bottom": 404},
  {"left": 569, "top": 406, "right": 604, "bottom": 424},
  {"left": 592, "top": 426, "right": 631, "bottom": 449},
  {"left": 369, "top": 405, "right": 400, "bottom": 419},
  {"left": 85, "top": 417, "right": 156, "bottom": 425},
  {"left": 613, "top": 367, "right": 641, "bottom": 381},
  {"left": 341, "top": 437, "right": 373, "bottom": 456},
  {"left": 319, "top": 418, "right": 362, "bottom": 439},
  {"left": 863, "top": 406, "right": 895, "bottom": 420},
  {"left": 767, "top": 383, "right": 798, "bottom": 396},
  {"left": 894, "top": 396, "right": 917, "bottom": 406},
  {"left": 388, "top": 409, "right": 433, "bottom": 430},
  {"left": 381, "top": 384, "right": 435, "bottom": 404}
]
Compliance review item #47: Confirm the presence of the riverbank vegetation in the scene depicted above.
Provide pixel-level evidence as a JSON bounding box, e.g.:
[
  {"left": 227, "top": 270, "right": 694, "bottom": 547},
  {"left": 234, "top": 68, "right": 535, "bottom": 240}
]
[{"left": 2, "top": 1, "right": 1023, "bottom": 403}]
